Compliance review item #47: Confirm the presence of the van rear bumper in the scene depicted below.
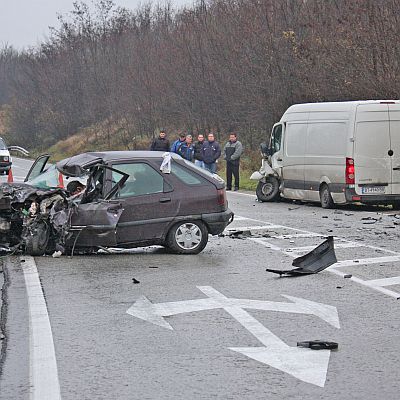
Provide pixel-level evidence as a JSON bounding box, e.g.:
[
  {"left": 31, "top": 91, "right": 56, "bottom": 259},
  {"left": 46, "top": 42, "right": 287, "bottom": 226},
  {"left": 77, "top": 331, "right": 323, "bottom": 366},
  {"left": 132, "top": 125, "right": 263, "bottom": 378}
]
[{"left": 345, "top": 188, "right": 400, "bottom": 204}]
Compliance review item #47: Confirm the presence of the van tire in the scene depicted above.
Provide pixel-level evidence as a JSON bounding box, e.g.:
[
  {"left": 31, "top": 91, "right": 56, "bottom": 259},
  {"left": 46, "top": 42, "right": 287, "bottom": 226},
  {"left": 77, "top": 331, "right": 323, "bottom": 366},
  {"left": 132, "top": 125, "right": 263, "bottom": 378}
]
[
  {"left": 256, "top": 178, "right": 280, "bottom": 202},
  {"left": 320, "top": 185, "right": 335, "bottom": 209}
]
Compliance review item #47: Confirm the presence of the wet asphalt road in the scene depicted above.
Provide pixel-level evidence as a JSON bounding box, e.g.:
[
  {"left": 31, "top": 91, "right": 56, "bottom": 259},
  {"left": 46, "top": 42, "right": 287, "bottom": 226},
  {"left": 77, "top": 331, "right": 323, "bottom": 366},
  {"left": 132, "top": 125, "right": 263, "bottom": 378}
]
[{"left": 1, "top": 159, "right": 400, "bottom": 399}]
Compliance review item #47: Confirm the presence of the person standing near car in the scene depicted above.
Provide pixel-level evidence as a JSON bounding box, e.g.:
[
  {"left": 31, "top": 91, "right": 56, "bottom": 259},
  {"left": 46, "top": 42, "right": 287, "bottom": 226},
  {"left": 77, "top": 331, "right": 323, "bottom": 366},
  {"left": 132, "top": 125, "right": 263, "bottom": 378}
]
[
  {"left": 223, "top": 132, "right": 243, "bottom": 191},
  {"left": 193, "top": 133, "right": 205, "bottom": 168},
  {"left": 177, "top": 135, "right": 194, "bottom": 161},
  {"left": 171, "top": 133, "right": 187, "bottom": 154},
  {"left": 202, "top": 133, "right": 221, "bottom": 174},
  {"left": 150, "top": 130, "right": 170, "bottom": 152}
]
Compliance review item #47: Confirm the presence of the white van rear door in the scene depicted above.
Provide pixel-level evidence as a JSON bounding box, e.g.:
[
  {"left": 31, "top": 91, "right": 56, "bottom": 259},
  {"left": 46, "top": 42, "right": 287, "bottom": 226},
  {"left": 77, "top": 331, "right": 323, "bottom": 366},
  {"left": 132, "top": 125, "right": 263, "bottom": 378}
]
[
  {"left": 388, "top": 104, "right": 400, "bottom": 195},
  {"left": 354, "top": 104, "right": 391, "bottom": 195}
]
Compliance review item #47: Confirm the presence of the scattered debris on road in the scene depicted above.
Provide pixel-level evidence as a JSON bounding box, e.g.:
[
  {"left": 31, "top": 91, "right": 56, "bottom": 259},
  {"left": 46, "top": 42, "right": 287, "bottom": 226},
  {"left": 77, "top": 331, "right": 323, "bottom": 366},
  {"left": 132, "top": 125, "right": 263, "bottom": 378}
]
[
  {"left": 266, "top": 236, "right": 337, "bottom": 277},
  {"left": 297, "top": 340, "right": 338, "bottom": 350},
  {"left": 132, "top": 278, "right": 140, "bottom": 284},
  {"left": 344, "top": 274, "right": 352, "bottom": 278}
]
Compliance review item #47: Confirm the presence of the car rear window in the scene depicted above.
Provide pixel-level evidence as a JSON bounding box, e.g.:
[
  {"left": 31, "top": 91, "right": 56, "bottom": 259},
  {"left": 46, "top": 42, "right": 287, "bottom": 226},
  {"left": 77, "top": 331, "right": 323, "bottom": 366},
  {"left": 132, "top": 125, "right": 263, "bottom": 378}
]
[{"left": 171, "top": 162, "right": 208, "bottom": 185}]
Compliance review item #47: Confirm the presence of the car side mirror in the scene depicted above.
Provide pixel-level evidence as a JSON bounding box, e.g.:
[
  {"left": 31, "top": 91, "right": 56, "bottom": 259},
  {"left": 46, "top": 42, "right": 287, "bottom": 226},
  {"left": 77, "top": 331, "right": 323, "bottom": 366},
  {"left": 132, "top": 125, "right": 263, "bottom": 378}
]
[{"left": 260, "top": 143, "right": 271, "bottom": 157}]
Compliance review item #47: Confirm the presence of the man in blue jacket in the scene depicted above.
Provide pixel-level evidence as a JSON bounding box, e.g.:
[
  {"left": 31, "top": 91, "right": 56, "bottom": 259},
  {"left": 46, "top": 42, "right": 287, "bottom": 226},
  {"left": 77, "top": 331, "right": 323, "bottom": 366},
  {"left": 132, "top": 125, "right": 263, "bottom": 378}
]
[
  {"left": 202, "top": 133, "right": 221, "bottom": 174},
  {"left": 177, "top": 135, "right": 194, "bottom": 161}
]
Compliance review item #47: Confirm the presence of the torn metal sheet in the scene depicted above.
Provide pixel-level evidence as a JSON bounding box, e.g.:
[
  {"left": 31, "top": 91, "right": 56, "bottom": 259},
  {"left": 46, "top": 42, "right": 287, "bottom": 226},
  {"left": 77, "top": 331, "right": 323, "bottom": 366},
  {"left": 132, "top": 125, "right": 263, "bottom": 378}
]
[{"left": 266, "top": 236, "right": 337, "bottom": 277}]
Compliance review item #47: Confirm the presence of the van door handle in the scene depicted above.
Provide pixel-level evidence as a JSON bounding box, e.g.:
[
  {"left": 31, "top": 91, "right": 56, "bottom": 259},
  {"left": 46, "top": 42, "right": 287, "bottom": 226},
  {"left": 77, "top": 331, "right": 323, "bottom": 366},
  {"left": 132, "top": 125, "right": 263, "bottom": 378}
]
[
  {"left": 393, "top": 166, "right": 400, "bottom": 171},
  {"left": 277, "top": 158, "right": 283, "bottom": 161},
  {"left": 159, "top": 197, "right": 171, "bottom": 203}
]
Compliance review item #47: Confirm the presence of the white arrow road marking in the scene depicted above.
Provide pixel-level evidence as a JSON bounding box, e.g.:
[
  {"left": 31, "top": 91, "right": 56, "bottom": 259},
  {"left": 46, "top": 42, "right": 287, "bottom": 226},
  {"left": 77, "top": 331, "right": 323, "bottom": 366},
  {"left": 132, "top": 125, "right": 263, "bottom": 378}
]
[{"left": 127, "top": 286, "right": 339, "bottom": 387}]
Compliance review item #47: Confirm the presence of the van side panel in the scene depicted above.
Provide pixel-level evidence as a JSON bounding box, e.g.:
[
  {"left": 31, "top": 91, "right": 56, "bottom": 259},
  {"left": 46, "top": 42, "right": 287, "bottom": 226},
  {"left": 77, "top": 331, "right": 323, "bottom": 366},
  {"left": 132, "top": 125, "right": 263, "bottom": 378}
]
[
  {"left": 389, "top": 104, "right": 400, "bottom": 195},
  {"left": 304, "top": 121, "right": 348, "bottom": 202},
  {"left": 282, "top": 122, "right": 307, "bottom": 199},
  {"left": 354, "top": 104, "right": 391, "bottom": 196}
]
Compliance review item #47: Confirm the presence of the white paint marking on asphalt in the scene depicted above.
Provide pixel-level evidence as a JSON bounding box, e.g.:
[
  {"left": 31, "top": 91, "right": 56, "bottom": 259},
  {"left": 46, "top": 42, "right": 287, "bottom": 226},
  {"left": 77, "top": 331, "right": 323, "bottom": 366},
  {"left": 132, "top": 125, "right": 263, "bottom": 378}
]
[
  {"left": 331, "top": 255, "right": 400, "bottom": 269},
  {"left": 364, "top": 276, "right": 400, "bottom": 287},
  {"left": 241, "top": 217, "right": 400, "bottom": 299},
  {"left": 284, "top": 241, "right": 365, "bottom": 254},
  {"left": 225, "top": 225, "right": 283, "bottom": 232},
  {"left": 271, "top": 233, "right": 324, "bottom": 239},
  {"left": 127, "top": 286, "right": 339, "bottom": 387},
  {"left": 21, "top": 256, "right": 62, "bottom": 400},
  {"left": 227, "top": 191, "right": 257, "bottom": 198}
]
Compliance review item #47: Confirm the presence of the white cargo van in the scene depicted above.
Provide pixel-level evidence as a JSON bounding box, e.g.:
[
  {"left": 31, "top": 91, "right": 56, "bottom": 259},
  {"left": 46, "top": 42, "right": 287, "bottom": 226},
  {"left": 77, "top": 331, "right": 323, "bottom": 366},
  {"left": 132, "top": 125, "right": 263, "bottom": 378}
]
[{"left": 250, "top": 100, "right": 400, "bottom": 208}]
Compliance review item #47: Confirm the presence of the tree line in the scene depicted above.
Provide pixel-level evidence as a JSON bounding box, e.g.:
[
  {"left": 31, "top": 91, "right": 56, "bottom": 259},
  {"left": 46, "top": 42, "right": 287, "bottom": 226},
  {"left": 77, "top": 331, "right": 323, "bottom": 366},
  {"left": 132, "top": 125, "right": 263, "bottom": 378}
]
[{"left": 0, "top": 0, "right": 399, "bottom": 151}]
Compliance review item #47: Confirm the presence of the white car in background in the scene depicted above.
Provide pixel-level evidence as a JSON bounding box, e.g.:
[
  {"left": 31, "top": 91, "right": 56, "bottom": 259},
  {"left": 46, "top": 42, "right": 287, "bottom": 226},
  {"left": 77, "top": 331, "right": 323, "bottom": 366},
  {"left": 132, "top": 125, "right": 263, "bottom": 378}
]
[{"left": 0, "top": 137, "right": 29, "bottom": 175}]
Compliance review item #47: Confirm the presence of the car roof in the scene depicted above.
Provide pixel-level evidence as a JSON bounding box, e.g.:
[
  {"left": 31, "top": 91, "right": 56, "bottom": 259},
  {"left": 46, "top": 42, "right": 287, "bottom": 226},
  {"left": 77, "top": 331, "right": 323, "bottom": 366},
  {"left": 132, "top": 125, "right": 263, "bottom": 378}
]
[{"left": 56, "top": 151, "right": 179, "bottom": 176}]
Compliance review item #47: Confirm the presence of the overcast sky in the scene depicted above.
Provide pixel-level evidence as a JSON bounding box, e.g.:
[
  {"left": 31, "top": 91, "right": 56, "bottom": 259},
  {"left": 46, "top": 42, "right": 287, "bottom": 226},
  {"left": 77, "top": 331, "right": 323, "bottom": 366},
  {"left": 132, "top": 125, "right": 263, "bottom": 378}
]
[{"left": 0, "top": 0, "right": 190, "bottom": 49}]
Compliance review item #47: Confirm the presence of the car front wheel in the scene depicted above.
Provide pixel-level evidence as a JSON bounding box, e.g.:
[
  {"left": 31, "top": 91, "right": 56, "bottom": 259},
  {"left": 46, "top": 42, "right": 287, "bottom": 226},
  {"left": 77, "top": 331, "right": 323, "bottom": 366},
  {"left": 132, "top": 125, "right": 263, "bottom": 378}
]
[{"left": 166, "top": 221, "right": 208, "bottom": 254}]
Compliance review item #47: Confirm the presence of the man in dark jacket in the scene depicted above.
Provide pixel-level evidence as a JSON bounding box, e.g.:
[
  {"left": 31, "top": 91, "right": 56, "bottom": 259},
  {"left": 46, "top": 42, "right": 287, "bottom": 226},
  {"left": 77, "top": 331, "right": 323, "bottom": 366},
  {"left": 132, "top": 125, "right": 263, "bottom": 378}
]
[
  {"left": 150, "top": 130, "right": 170, "bottom": 152},
  {"left": 223, "top": 132, "right": 243, "bottom": 190},
  {"left": 193, "top": 134, "right": 205, "bottom": 168},
  {"left": 202, "top": 133, "right": 221, "bottom": 174}
]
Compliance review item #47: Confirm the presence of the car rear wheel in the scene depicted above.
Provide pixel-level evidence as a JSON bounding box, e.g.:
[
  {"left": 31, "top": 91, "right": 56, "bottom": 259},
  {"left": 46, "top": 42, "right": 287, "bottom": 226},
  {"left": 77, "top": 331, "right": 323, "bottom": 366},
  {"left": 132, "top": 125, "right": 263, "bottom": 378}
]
[
  {"left": 166, "top": 221, "right": 208, "bottom": 254},
  {"left": 25, "top": 221, "right": 50, "bottom": 256},
  {"left": 320, "top": 184, "right": 335, "bottom": 209},
  {"left": 256, "top": 178, "right": 280, "bottom": 202}
]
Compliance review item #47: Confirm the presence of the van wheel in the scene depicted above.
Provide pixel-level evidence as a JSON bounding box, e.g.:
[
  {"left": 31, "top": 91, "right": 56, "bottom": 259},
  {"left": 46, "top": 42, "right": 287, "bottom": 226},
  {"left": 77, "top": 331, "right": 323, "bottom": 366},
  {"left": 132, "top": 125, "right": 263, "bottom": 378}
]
[
  {"left": 320, "top": 185, "right": 335, "bottom": 209},
  {"left": 256, "top": 178, "right": 280, "bottom": 202},
  {"left": 166, "top": 221, "right": 208, "bottom": 254}
]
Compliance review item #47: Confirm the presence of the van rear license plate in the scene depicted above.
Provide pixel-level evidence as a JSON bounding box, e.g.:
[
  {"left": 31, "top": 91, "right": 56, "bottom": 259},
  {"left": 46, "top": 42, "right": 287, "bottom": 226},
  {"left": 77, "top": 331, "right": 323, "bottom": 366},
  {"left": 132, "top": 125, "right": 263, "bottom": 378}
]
[{"left": 361, "top": 186, "right": 386, "bottom": 194}]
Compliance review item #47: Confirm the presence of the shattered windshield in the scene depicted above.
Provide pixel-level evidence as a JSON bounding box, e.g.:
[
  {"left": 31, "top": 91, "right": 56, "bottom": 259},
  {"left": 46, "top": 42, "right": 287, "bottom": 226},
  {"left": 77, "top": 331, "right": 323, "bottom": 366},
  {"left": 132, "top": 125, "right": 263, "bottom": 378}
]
[{"left": 27, "top": 164, "right": 87, "bottom": 190}]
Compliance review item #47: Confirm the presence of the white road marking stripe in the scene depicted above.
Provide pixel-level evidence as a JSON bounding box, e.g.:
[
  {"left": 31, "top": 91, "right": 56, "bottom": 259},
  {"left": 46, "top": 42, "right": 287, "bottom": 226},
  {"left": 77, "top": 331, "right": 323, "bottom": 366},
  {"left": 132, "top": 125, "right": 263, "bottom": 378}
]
[
  {"left": 331, "top": 255, "right": 400, "bottom": 269},
  {"left": 284, "top": 242, "right": 365, "bottom": 253},
  {"left": 271, "top": 233, "right": 324, "bottom": 239},
  {"left": 227, "top": 191, "right": 257, "bottom": 198},
  {"left": 248, "top": 232, "right": 400, "bottom": 300},
  {"left": 21, "top": 256, "right": 62, "bottom": 400},
  {"left": 362, "top": 276, "right": 400, "bottom": 287},
  {"left": 226, "top": 225, "right": 283, "bottom": 232}
]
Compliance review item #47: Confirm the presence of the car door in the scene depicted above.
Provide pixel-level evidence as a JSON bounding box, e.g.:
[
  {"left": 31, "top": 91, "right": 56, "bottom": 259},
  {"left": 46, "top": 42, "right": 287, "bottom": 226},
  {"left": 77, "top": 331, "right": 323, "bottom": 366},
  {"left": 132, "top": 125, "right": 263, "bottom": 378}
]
[
  {"left": 67, "top": 165, "right": 128, "bottom": 247},
  {"left": 109, "top": 161, "right": 180, "bottom": 244},
  {"left": 24, "top": 154, "right": 51, "bottom": 182}
]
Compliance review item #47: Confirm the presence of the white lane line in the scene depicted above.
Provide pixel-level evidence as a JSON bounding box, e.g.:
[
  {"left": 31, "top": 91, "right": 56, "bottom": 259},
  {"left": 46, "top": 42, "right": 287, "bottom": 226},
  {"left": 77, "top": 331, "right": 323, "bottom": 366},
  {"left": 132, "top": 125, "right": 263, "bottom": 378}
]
[
  {"left": 227, "top": 191, "right": 256, "bottom": 198},
  {"left": 226, "top": 225, "right": 283, "bottom": 232},
  {"left": 284, "top": 242, "right": 365, "bottom": 253},
  {"left": 365, "top": 276, "right": 400, "bottom": 287},
  {"left": 332, "top": 255, "right": 400, "bottom": 269},
  {"left": 271, "top": 233, "right": 324, "bottom": 239},
  {"left": 247, "top": 229, "right": 400, "bottom": 300},
  {"left": 21, "top": 256, "right": 62, "bottom": 400}
]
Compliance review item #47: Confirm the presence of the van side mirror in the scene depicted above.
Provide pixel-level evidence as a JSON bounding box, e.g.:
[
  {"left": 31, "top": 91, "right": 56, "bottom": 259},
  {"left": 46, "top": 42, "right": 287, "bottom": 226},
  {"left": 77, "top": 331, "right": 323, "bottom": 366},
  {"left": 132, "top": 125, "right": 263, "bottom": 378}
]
[{"left": 260, "top": 143, "right": 270, "bottom": 157}]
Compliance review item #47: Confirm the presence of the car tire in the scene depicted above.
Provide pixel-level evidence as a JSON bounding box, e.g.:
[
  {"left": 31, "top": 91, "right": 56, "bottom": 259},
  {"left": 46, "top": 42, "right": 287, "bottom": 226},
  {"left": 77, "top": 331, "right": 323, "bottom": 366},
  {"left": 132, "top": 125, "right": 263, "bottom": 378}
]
[
  {"left": 25, "top": 221, "right": 50, "bottom": 256},
  {"left": 166, "top": 220, "right": 208, "bottom": 254},
  {"left": 320, "top": 184, "right": 335, "bottom": 209},
  {"left": 256, "top": 178, "right": 280, "bottom": 202}
]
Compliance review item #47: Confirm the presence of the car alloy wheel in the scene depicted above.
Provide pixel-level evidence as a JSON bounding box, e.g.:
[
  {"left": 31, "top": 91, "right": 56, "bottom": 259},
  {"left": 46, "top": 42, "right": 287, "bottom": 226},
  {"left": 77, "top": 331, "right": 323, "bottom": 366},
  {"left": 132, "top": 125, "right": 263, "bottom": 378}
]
[
  {"left": 167, "top": 220, "right": 209, "bottom": 254},
  {"left": 175, "top": 223, "right": 202, "bottom": 250}
]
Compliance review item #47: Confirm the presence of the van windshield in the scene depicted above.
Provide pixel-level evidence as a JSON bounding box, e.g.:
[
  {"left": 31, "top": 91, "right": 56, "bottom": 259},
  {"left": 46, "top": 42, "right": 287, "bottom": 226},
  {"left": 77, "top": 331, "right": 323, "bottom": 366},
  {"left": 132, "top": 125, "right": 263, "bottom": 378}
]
[{"left": 0, "top": 138, "right": 7, "bottom": 150}]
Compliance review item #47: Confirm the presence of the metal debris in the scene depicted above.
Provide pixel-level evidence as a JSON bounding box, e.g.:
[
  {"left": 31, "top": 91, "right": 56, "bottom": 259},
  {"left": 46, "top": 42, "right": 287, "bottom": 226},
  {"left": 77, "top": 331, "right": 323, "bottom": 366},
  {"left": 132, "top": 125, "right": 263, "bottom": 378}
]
[
  {"left": 266, "top": 236, "right": 337, "bottom": 277},
  {"left": 297, "top": 340, "right": 338, "bottom": 350}
]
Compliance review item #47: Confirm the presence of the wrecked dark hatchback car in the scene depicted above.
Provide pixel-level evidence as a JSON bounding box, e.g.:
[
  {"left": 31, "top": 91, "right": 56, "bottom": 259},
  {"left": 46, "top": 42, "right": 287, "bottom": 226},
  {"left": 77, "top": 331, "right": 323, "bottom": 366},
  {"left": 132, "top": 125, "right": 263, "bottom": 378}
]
[{"left": 0, "top": 151, "right": 233, "bottom": 255}]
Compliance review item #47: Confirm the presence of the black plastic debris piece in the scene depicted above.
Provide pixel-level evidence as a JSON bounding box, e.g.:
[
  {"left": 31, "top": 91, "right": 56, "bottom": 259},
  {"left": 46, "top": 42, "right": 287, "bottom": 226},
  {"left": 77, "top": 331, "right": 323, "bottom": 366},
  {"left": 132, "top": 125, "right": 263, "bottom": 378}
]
[
  {"left": 226, "top": 230, "right": 252, "bottom": 239},
  {"left": 343, "top": 274, "right": 352, "bottom": 278},
  {"left": 266, "top": 236, "right": 337, "bottom": 277},
  {"left": 132, "top": 278, "right": 140, "bottom": 284},
  {"left": 297, "top": 340, "right": 338, "bottom": 350}
]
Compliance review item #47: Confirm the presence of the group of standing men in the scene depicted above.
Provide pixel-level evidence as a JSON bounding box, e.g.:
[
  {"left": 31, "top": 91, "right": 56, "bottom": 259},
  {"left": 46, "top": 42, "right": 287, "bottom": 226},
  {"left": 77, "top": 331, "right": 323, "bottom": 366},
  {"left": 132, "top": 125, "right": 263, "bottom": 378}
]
[{"left": 150, "top": 130, "right": 243, "bottom": 191}]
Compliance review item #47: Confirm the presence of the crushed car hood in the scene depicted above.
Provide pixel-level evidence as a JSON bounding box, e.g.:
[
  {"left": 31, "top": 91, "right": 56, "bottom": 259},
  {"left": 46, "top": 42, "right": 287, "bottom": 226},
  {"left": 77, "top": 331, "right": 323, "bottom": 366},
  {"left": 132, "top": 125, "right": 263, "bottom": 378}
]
[
  {"left": 56, "top": 152, "right": 104, "bottom": 177},
  {"left": 0, "top": 183, "right": 66, "bottom": 204}
]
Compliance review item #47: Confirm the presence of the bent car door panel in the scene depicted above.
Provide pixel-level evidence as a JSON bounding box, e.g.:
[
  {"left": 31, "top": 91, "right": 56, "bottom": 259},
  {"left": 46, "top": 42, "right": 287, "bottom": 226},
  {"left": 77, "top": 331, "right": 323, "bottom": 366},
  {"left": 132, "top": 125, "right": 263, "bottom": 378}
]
[
  {"left": 69, "top": 201, "right": 124, "bottom": 246},
  {"left": 109, "top": 161, "right": 180, "bottom": 244}
]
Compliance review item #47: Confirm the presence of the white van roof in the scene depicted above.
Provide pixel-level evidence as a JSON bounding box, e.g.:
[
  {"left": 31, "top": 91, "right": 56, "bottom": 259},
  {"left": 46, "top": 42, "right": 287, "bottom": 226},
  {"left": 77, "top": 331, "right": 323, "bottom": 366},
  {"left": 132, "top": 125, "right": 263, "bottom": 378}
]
[{"left": 284, "top": 100, "right": 400, "bottom": 114}]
